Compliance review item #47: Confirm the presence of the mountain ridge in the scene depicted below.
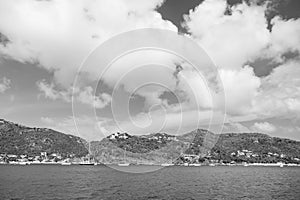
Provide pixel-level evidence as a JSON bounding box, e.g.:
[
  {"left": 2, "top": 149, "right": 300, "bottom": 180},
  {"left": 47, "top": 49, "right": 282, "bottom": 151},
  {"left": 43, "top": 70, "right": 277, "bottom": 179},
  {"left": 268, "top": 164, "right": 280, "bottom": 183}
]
[
  {"left": 0, "top": 119, "right": 88, "bottom": 158},
  {"left": 91, "top": 129, "right": 300, "bottom": 164},
  {"left": 0, "top": 119, "right": 299, "bottom": 164}
]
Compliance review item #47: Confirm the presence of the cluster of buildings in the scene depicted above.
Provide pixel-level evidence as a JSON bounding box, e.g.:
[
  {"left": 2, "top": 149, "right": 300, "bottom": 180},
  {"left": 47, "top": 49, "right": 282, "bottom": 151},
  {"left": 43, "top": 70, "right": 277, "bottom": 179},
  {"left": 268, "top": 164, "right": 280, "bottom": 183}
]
[
  {"left": 230, "top": 149, "right": 259, "bottom": 158},
  {"left": 176, "top": 149, "right": 300, "bottom": 165},
  {"left": 229, "top": 149, "right": 297, "bottom": 160},
  {"left": 0, "top": 152, "right": 72, "bottom": 164},
  {"left": 108, "top": 132, "right": 179, "bottom": 142},
  {"left": 229, "top": 149, "right": 291, "bottom": 159},
  {"left": 107, "top": 132, "right": 131, "bottom": 140},
  {"left": 147, "top": 133, "right": 178, "bottom": 142}
]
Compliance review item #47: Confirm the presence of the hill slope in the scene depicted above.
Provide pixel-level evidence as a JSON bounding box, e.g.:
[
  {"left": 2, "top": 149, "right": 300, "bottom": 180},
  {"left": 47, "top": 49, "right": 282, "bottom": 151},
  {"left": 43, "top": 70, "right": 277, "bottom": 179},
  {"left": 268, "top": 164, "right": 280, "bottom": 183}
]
[
  {"left": 91, "top": 130, "right": 300, "bottom": 164},
  {"left": 0, "top": 119, "right": 88, "bottom": 158},
  {"left": 1, "top": 118, "right": 299, "bottom": 164},
  {"left": 210, "top": 133, "right": 300, "bottom": 163}
]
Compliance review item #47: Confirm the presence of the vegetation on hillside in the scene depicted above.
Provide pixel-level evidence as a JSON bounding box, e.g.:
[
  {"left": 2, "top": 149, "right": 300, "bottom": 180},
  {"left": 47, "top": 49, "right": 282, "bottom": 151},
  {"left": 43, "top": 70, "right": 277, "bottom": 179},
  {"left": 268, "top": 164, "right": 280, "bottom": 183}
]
[
  {"left": 0, "top": 119, "right": 88, "bottom": 158},
  {"left": 210, "top": 133, "right": 300, "bottom": 163},
  {"left": 1, "top": 118, "right": 299, "bottom": 164},
  {"left": 92, "top": 130, "right": 300, "bottom": 164}
]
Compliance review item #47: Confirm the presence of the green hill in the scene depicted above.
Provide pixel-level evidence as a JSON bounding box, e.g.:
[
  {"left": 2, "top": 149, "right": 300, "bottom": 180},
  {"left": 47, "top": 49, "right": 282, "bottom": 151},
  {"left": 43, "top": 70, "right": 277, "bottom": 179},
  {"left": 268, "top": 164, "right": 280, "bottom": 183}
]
[
  {"left": 91, "top": 130, "right": 300, "bottom": 164},
  {"left": 0, "top": 119, "right": 88, "bottom": 158},
  {"left": 210, "top": 133, "right": 300, "bottom": 163},
  {"left": 1, "top": 118, "right": 299, "bottom": 164}
]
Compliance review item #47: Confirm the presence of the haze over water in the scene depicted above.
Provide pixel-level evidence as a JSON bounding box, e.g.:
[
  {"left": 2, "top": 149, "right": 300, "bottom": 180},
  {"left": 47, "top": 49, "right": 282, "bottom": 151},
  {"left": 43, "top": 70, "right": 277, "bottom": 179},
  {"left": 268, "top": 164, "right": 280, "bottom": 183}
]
[{"left": 0, "top": 165, "right": 299, "bottom": 200}]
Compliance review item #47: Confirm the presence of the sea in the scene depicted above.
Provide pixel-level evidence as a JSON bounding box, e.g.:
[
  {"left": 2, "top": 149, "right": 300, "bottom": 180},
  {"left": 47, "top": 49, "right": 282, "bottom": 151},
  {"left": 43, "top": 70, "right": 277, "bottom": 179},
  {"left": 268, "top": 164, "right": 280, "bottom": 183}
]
[{"left": 0, "top": 165, "right": 299, "bottom": 200}]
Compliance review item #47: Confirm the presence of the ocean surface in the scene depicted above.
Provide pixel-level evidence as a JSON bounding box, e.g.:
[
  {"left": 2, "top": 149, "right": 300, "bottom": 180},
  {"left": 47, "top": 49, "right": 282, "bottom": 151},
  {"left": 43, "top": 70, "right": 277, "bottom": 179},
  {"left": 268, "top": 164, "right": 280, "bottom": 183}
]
[{"left": 0, "top": 165, "right": 299, "bottom": 200}]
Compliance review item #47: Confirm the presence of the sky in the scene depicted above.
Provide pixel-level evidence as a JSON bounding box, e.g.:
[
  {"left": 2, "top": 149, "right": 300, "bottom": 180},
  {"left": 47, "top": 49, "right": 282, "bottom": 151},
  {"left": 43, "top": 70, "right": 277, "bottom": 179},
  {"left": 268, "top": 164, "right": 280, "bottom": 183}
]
[{"left": 0, "top": 0, "right": 300, "bottom": 141}]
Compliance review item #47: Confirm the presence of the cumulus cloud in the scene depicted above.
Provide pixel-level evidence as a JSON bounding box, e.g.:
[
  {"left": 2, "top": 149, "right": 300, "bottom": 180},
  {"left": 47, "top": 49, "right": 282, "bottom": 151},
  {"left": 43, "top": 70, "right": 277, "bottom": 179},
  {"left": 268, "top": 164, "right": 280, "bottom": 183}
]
[
  {"left": 0, "top": 77, "right": 11, "bottom": 93},
  {"left": 253, "top": 60, "right": 300, "bottom": 119},
  {"left": 0, "top": 0, "right": 177, "bottom": 87},
  {"left": 37, "top": 80, "right": 111, "bottom": 109},
  {"left": 251, "top": 122, "right": 277, "bottom": 133},
  {"left": 183, "top": 0, "right": 270, "bottom": 70},
  {"left": 266, "top": 16, "right": 300, "bottom": 62},
  {"left": 177, "top": 67, "right": 213, "bottom": 109},
  {"left": 219, "top": 66, "right": 261, "bottom": 115},
  {"left": 77, "top": 86, "right": 111, "bottom": 109},
  {"left": 183, "top": 0, "right": 300, "bottom": 121},
  {"left": 37, "top": 80, "right": 70, "bottom": 102}
]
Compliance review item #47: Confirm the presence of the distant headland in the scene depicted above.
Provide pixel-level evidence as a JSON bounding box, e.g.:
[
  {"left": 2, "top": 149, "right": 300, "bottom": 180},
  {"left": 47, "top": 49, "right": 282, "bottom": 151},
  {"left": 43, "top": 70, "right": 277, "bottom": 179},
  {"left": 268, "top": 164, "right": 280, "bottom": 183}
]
[{"left": 1, "top": 119, "right": 300, "bottom": 166}]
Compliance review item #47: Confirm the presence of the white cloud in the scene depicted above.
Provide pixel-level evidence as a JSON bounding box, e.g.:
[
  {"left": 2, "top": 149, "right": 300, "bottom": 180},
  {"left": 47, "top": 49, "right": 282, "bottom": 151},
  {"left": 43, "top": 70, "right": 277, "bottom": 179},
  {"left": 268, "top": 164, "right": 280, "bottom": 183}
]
[
  {"left": 177, "top": 68, "right": 213, "bottom": 109},
  {"left": 183, "top": 0, "right": 270, "bottom": 70},
  {"left": 266, "top": 17, "right": 300, "bottom": 62},
  {"left": 251, "top": 122, "right": 276, "bottom": 133},
  {"left": 37, "top": 80, "right": 111, "bottom": 109},
  {"left": 253, "top": 60, "right": 300, "bottom": 119},
  {"left": 219, "top": 66, "right": 261, "bottom": 115},
  {"left": 37, "top": 80, "right": 71, "bottom": 102},
  {"left": 0, "top": 77, "right": 11, "bottom": 93},
  {"left": 77, "top": 86, "right": 111, "bottom": 109},
  {"left": 183, "top": 0, "right": 300, "bottom": 122},
  {"left": 0, "top": 0, "right": 177, "bottom": 87}
]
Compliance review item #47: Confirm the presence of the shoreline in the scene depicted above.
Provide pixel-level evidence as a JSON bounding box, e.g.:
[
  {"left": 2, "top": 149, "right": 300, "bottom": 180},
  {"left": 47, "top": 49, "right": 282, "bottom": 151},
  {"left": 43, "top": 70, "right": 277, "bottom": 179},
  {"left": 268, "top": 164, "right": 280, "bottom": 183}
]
[{"left": 1, "top": 161, "right": 300, "bottom": 167}]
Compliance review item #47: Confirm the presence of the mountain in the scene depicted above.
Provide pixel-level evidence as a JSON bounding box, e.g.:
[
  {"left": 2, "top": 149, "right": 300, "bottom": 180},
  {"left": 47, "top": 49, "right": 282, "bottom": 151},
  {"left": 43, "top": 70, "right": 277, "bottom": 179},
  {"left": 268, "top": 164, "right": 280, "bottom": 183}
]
[
  {"left": 210, "top": 133, "right": 300, "bottom": 163},
  {"left": 106, "top": 132, "right": 178, "bottom": 153},
  {"left": 90, "top": 130, "right": 300, "bottom": 164},
  {"left": 1, "top": 118, "right": 299, "bottom": 164},
  {"left": 0, "top": 119, "right": 88, "bottom": 158},
  {"left": 90, "top": 132, "right": 186, "bottom": 164}
]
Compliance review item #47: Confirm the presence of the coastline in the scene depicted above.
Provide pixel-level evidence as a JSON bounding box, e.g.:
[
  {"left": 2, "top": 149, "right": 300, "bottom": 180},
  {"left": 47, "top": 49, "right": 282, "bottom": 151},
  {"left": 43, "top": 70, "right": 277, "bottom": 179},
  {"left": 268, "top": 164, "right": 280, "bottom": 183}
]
[{"left": 1, "top": 161, "right": 300, "bottom": 167}]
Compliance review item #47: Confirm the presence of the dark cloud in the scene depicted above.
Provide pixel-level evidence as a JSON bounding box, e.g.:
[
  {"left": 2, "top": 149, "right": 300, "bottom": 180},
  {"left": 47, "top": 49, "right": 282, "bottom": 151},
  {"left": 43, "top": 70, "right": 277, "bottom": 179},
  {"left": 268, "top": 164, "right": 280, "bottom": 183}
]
[
  {"left": 158, "top": 0, "right": 300, "bottom": 33},
  {"left": 159, "top": 91, "right": 179, "bottom": 105},
  {"left": 250, "top": 51, "right": 299, "bottom": 77},
  {"left": 248, "top": 58, "right": 279, "bottom": 77},
  {"left": 157, "top": 0, "right": 203, "bottom": 33},
  {"left": 173, "top": 64, "right": 183, "bottom": 86},
  {"left": 0, "top": 32, "right": 10, "bottom": 47}
]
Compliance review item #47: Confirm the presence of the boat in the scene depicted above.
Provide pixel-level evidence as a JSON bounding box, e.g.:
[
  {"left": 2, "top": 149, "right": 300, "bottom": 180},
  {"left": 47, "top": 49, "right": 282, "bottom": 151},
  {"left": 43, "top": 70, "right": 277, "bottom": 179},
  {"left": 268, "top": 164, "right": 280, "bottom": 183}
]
[
  {"left": 189, "top": 163, "right": 201, "bottom": 167},
  {"left": 278, "top": 162, "right": 284, "bottom": 167},
  {"left": 183, "top": 163, "right": 189, "bottom": 166},
  {"left": 161, "top": 163, "right": 174, "bottom": 167},
  {"left": 19, "top": 162, "right": 30, "bottom": 165},
  {"left": 41, "top": 161, "right": 57, "bottom": 165},
  {"left": 118, "top": 163, "right": 130, "bottom": 166},
  {"left": 79, "top": 142, "right": 96, "bottom": 165},
  {"left": 79, "top": 161, "right": 94, "bottom": 165},
  {"left": 209, "top": 163, "right": 216, "bottom": 166},
  {"left": 61, "top": 162, "right": 71, "bottom": 166}
]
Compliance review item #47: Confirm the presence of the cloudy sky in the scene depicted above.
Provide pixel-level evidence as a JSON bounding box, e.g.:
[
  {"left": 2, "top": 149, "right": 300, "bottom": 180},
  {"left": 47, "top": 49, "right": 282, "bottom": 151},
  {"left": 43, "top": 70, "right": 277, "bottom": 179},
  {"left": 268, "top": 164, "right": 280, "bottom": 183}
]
[{"left": 0, "top": 0, "right": 300, "bottom": 141}]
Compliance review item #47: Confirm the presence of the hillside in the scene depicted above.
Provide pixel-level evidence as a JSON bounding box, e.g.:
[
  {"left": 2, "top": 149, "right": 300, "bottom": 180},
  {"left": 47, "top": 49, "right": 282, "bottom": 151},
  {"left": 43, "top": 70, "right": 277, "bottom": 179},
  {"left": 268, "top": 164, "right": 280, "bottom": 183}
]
[
  {"left": 91, "top": 130, "right": 300, "bottom": 164},
  {"left": 210, "top": 133, "right": 300, "bottom": 163},
  {"left": 1, "top": 118, "right": 299, "bottom": 164},
  {"left": 90, "top": 129, "right": 219, "bottom": 164},
  {"left": 0, "top": 119, "right": 88, "bottom": 158}
]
